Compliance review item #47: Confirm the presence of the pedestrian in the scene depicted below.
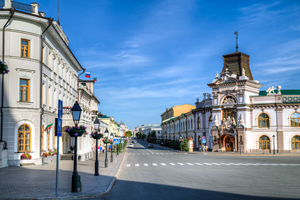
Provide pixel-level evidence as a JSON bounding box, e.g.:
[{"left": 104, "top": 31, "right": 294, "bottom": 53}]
[
  {"left": 99, "top": 146, "right": 102, "bottom": 153},
  {"left": 102, "top": 146, "right": 105, "bottom": 153}
]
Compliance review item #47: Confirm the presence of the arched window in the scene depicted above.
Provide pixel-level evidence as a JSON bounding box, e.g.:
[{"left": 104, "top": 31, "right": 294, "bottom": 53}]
[
  {"left": 291, "top": 113, "right": 300, "bottom": 127},
  {"left": 259, "top": 135, "right": 270, "bottom": 150},
  {"left": 18, "top": 124, "right": 31, "bottom": 152},
  {"left": 258, "top": 113, "right": 269, "bottom": 128},
  {"left": 291, "top": 135, "right": 300, "bottom": 150},
  {"left": 197, "top": 117, "right": 201, "bottom": 129}
]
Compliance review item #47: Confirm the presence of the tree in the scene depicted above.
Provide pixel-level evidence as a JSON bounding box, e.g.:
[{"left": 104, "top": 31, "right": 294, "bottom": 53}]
[
  {"left": 136, "top": 132, "right": 141, "bottom": 138},
  {"left": 125, "top": 131, "right": 132, "bottom": 138},
  {"left": 151, "top": 130, "right": 156, "bottom": 138},
  {"left": 182, "top": 138, "right": 188, "bottom": 151}
]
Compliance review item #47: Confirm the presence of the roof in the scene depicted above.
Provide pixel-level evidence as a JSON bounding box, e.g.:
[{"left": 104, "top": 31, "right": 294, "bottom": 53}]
[{"left": 258, "top": 90, "right": 300, "bottom": 96}]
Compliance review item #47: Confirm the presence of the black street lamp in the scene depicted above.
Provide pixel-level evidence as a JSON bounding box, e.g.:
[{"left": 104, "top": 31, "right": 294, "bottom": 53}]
[
  {"left": 117, "top": 136, "right": 119, "bottom": 156},
  {"left": 104, "top": 129, "right": 109, "bottom": 168},
  {"left": 94, "top": 117, "right": 100, "bottom": 176},
  {"left": 110, "top": 133, "right": 114, "bottom": 162},
  {"left": 273, "top": 135, "right": 275, "bottom": 155},
  {"left": 71, "top": 101, "right": 82, "bottom": 193}
]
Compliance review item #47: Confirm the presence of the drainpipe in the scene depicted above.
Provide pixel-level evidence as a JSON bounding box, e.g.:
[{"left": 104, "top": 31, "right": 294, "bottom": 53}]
[
  {"left": 39, "top": 18, "right": 53, "bottom": 156},
  {"left": 1, "top": 8, "right": 15, "bottom": 142}
]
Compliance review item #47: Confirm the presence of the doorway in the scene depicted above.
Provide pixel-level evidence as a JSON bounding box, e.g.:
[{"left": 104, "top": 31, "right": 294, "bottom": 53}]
[{"left": 224, "top": 135, "right": 233, "bottom": 151}]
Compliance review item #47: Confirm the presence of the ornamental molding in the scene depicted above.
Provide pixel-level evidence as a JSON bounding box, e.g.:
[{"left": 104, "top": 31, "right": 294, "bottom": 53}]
[{"left": 15, "top": 68, "right": 35, "bottom": 78}]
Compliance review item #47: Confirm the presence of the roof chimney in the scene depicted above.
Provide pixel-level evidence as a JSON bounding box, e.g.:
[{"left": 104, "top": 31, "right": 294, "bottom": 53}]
[
  {"left": 31, "top": 2, "right": 39, "bottom": 15},
  {"left": 3, "top": 0, "right": 12, "bottom": 9}
]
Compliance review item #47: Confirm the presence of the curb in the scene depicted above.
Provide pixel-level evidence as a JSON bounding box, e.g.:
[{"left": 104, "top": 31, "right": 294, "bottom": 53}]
[{"left": 34, "top": 151, "right": 128, "bottom": 200}]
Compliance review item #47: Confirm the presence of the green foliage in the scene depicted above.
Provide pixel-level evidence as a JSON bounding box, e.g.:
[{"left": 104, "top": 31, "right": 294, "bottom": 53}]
[
  {"left": 173, "top": 140, "right": 180, "bottom": 150},
  {"left": 182, "top": 138, "right": 188, "bottom": 151},
  {"left": 136, "top": 132, "right": 141, "bottom": 138},
  {"left": 142, "top": 134, "right": 146, "bottom": 139},
  {"left": 151, "top": 130, "right": 156, "bottom": 138},
  {"left": 125, "top": 131, "right": 132, "bottom": 138}
]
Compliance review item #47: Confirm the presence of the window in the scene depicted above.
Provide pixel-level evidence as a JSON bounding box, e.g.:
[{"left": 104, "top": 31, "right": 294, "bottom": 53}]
[
  {"left": 259, "top": 135, "right": 270, "bottom": 150},
  {"left": 19, "top": 79, "right": 30, "bottom": 102},
  {"left": 18, "top": 124, "right": 31, "bottom": 152},
  {"left": 291, "top": 113, "right": 300, "bottom": 127},
  {"left": 258, "top": 113, "right": 269, "bottom": 128},
  {"left": 21, "top": 39, "right": 30, "bottom": 58},
  {"left": 291, "top": 136, "right": 300, "bottom": 150},
  {"left": 222, "top": 108, "right": 236, "bottom": 121},
  {"left": 197, "top": 117, "right": 201, "bottom": 129}
]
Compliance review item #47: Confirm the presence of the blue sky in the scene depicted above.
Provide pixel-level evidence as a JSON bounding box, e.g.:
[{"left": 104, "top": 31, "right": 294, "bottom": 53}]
[{"left": 24, "top": 0, "right": 300, "bottom": 129}]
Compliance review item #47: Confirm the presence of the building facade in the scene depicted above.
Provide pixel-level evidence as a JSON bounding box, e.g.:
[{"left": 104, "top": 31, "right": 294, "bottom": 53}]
[{"left": 161, "top": 50, "right": 300, "bottom": 153}]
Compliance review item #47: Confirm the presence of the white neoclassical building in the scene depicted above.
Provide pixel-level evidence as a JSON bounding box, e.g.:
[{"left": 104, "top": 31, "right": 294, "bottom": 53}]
[
  {"left": 0, "top": 1, "right": 99, "bottom": 166},
  {"left": 161, "top": 49, "right": 300, "bottom": 153}
]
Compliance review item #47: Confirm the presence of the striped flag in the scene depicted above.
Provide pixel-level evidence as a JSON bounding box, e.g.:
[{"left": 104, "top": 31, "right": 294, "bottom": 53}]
[
  {"left": 44, "top": 123, "right": 53, "bottom": 133},
  {"left": 94, "top": 77, "right": 97, "bottom": 82},
  {"left": 85, "top": 72, "right": 91, "bottom": 78}
]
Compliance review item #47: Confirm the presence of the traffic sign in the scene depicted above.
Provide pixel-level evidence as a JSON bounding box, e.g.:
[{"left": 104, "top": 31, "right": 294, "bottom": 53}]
[
  {"left": 55, "top": 118, "right": 62, "bottom": 137},
  {"left": 113, "top": 138, "right": 119, "bottom": 145},
  {"left": 202, "top": 136, "right": 206, "bottom": 140},
  {"left": 202, "top": 139, "right": 206, "bottom": 144},
  {"left": 121, "top": 140, "right": 124, "bottom": 144},
  {"left": 58, "top": 100, "right": 63, "bottom": 119}
]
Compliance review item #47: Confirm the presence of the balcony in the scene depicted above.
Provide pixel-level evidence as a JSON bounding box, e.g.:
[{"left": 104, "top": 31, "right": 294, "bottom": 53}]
[{"left": 63, "top": 107, "right": 72, "bottom": 115}]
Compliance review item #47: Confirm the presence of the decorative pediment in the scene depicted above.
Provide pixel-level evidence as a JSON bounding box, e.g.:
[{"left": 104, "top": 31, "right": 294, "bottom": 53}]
[{"left": 222, "top": 96, "right": 236, "bottom": 105}]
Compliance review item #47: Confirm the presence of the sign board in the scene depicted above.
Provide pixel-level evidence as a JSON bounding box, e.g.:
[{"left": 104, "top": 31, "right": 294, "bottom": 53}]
[
  {"left": 58, "top": 100, "right": 63, "bottom": 119},
  {"left": 202, "top": 136, "right": 206, "bottom": 140},
  {"left": 55, "top": 118, "right": 62, "bottom": 137},
  {"left": 121, "top": 140, "right": 124, "bottom": 144},
  {"left": 189, "top": 141, "right": 193, "bottom": 148},
  {"left": 113, "top": 138, "right": 119, "bottom": 145},
  {"left": 202, "top": 139, "right": 206, "bottom": 144}
]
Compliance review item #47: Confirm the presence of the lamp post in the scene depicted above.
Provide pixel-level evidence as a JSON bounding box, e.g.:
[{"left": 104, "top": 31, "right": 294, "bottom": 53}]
[
  {"left": 71, "top": 101, "right": 82, "bottom": 193},
  {"left": 117, "top": 136, "right": 119, "bottom": 156},
  {"left": 110, "top": 133, "right": 114, "bottom": 162},
  {"left": 273, "top": 135, "right": 275, "bottom": 155},
  {"left": 94, "top": 118, "right": 100, "bottom": 176},
  {"left": 104, "top": 129, "right": 109, "bottom": 168}
]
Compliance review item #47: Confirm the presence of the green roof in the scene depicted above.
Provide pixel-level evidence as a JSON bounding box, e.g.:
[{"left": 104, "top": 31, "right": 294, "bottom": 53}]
[
  {"left": 259, "top": 90, "right": 300, "bottom": 96},
  {"left": 101, "top": 115, "right": 110, "bottom": 118}
]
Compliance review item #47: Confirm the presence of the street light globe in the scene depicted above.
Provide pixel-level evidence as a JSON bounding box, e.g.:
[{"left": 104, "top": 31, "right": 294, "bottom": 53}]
[
  {"left": 110, "top": 133, "right": 114, "bottom": 139},
  {"left": 104, "top": 129, "right": 109, "bottom": 138},
  {"left": 71, "top": 101, "right": 82, "bottom": 125},
  {"left": 94, "top": 118, "right": 100, "bottom": 131}
]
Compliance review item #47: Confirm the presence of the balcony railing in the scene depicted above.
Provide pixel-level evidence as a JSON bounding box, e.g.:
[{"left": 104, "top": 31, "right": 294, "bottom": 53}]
[
  {"left": 63, "top": 107, "right": 71, "bottom": 115},
  {"left": 0, "top": 0, "right": 32, "bottom": 12}
]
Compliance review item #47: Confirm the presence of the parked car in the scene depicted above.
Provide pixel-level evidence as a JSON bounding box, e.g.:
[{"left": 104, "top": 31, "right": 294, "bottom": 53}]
[
  {"left": 148, "top": 143, "right": 153, "bottom": 148},
  {"left": 129, "top": 143, "right": 134, "bottom": 148}
]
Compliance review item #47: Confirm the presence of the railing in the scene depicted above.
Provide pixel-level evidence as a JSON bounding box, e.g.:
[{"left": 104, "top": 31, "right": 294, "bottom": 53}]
[
  {"left": 282, "top": 95, "right": 300, "bottom": 103},
  {"left": 12, "top": 1, "right": 32, "bottom": 12},
  {"left": 0, "top": 0, "right": 4, "bottom": 7},
  {"left": 91, "top": 110, "right": 98, "bottom": 115},
  {"left": 63, "top": 107, "right": 71, "bottom": 115}
]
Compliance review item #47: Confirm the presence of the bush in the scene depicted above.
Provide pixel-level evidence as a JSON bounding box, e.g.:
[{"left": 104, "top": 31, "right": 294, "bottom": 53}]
[{"left": 182, "top": 138, "right": 188, "bottom": 151}]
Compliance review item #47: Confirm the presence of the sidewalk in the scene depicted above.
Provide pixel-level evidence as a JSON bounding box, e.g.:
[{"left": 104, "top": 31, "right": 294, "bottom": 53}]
[
  {"left": 0, "top": 150, "right": 127, "bottom": 200},
  {"left": 151, "top": 142, "right": 300, "bottom": 156}
]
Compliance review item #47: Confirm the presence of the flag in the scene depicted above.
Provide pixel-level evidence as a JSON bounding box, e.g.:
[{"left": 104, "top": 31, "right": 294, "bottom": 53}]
[
  {"left": 94, "top": 77, "right": 97, "bottom": 82},
  {"left": 85, "top": 72, "right": 91, "bottom": 78},
  {"left": 44, "top": 123, "right": 53, "bottom": 133}
]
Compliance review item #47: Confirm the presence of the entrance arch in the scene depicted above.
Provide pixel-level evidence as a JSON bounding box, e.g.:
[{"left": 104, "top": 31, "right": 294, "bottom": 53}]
[{"left": 220, "top": 134, "right": 235, "bottom": 151}]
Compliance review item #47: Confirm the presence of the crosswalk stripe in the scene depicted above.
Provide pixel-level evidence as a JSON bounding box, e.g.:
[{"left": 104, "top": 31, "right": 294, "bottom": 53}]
[
  {"left": 161, "top": 163, "right": 166, "bottom": 166},
  {"left": 153, "top": 163, "right": 157, "bottom": 166},
  {"left": 195, "top": 163, "right": 203, "bottom": 165},
  {"left": 170, "top": 163, "right": 175, "bottom": 166},
  {"left": 156, "top": 153, "right": 159, "bottom": 155},
  {"left": 204, "top": 163, "right": 212, "bottom": 165},
  {"left": 127, "top": 164, "right": 130, "bottom": 167},
  {"left": 142, "top": 153, "right": 145, "bottom": 155},
  {"left": 178, "top": 163, "right": 184, "bottom": 165},
  {"left": 135, "top": 164, "right": 139, "bottom": 167},
  {"left": 128, "top": 153, "right": 131, "bottom": 155},
  {"left": 133, "top": 153, "right": 135, "bottom": 155},
  {"left": 144, "top": 164, "right": 148, "bottom": 166},
  {"left": 147, "top": 153, "right": 149, "bottom": 155},
  {"left": 137, "top": 153, "right": 140, "bottom": 155},
  {"left": 161, "top": 153, "right": 164, "bottom": 154},
  {"left": 187, "top": 163, "right": 193, "bottom": 165},
  {"left": 170, "top": 153, "right": 173, "bottom": 154},
  {"left": 166, "top": 153, "right": 168, "bottom": 154}
]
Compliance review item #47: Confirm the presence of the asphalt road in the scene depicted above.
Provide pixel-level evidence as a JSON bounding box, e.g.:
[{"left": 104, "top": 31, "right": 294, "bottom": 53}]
[{"left": 90, "top": 139, "right": 300, "bottom": 200}]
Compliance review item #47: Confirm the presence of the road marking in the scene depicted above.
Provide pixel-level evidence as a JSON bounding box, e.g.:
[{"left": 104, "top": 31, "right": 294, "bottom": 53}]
[
  {"left": 133, "top": 153, "right": 135, "bottom": 155},
  {"left": 212, "top": 163, "right": 221, "bottom": 165},
  {"left": 142, "top": 153, "right": 145, "bottom": 155},
  {"left": 221, "top": 163, "right": 230, "bottom": 165},
  {"left": 161, "top": 153, "right": 164, "bottom": 154},
  {"left": 156, "top": 153, "right": 159, "bottom": 155},
  {"left": 161, "top": 163, "right": 166, "bottom": 166},
  {"left": 137, "top": 153, "right": 140, "bottom": 155},
  {"left": 128, "top": 153, "right": 131, "bottom": 155},
  {"left": 170, "top": 163, "right": 175, "bottom": 166},
  {"left": 147, "top": 153, "right": 149, "bottom": 155},
  {"left": 144, "top": 163, "right": 148, "bottom": 166},
  {"left": 187, "top": 163, "right": 194, "bottom": 165},
  {"left": 170, "top": 153, "right": 173, "bottom": 154},
  {"left": 165, "top": 153, "right": 168, "bottom": 154},
  {"left": 178, "top": 163, "right": 185, "bottom": 165},
  {"left": 135, "top": 164, "right": 139, "bottom": 167},
  {"left": 153, "top": 163, "right": 157, "bottom": 166},
  {"left": 127, "top": 164, "right": 130, "bottom": 167},
  {"left": 195, "top": 163, "right": 203, "bottom": 165},
  {"left": 204, "top": 163, "right": 212, "bottom": 165}
]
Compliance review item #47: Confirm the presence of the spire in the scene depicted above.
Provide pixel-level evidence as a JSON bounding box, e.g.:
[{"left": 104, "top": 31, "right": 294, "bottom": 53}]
[{"left": 234, "top": 31, "right": 239, "bottom": 52}]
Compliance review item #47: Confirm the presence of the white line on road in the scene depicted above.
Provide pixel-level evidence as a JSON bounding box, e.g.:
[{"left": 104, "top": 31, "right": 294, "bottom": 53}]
[
  {"left": 204, "top": 163, "right": 212, "bottom": 165},
  {"left": 165, "top": 153, "right": 168, "bottom": 154},
  {"left": 137, "top": 153, "right": 140, "bottom": 155},
  {"left": 161, "top": 153, "right": 164, "bottom": 154},
  {"left": 147, "top": 153, "right": 149, "bottom": 155},
  {"left": 161, "top": 163, "right": 166, "bottom": 166},
  {"left": 195, "top": 163, "right": 203, "bottom": 165},
  {"left": 142, "top": 153, "right": 145, "bottom": 155},
  {"left": 170, "top": 163, "right": 175, "bottom": 166},
  {"left": 156, "top": 153, "right": 159, "bottom": 155},
  {"left": 178, "top": 163, "right": 185, "bottom": 165},
  {"left": 153, "top": 163, "right": 157, "bottom": 166},
  {"left": 144, "top": 163, "right": 148, "bottom": 166},
  {"left": 212, "top": 163, "right": 221, "bottom": 165},
  {"left": 187, "top": 163, "right": 194, "bottom": 165},
  {"left": 135, "top": 164, "right": 139, "bottom": 167},
  {"left": 127, "top": 164, "right": 130, "bottom": 167},
  {"left": 133, "top": 153, "right": 135, "bottom": 155},
  {"left": 221, "top": 163, "right": 230, "bottom": 165}
]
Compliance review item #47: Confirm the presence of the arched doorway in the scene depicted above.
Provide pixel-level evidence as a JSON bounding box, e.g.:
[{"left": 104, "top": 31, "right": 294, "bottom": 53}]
[
  {"left": 259, "top": 135, "right": 270, "bottom": 150},
  {"left": 224, "top": 135, "right": 234, "bottom": 151}
]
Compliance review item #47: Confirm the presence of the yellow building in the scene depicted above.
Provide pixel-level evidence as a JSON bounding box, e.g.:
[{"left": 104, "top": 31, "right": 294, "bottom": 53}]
[
  {"left": 161, "top": 104, "right": 195, "bottom": 123},
  {"left": 100, "top": 115, "right": 119, "bottom": 137}
]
